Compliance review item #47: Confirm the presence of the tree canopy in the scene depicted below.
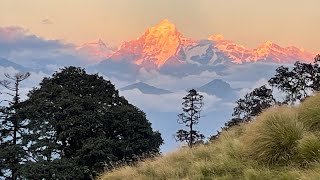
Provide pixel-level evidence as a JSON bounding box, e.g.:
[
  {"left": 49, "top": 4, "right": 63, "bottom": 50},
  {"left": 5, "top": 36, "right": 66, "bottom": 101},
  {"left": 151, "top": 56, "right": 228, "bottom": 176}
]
[
  {"left": 19, "top": 67, "right": 163, "bottom": 179},
  {"left": 269, "top": 55, "right": 320, "bottom": 104}
]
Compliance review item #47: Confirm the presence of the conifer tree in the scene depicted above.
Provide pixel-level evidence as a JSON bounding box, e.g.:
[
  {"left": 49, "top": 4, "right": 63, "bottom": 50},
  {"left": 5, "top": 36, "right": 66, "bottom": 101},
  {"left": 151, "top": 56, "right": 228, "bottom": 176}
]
[
  {"left": 0, "top": 72, "right": 30, "bottom": 180},
  {"left": 176, "top": 89, "right": 204, "bottom": 148}
]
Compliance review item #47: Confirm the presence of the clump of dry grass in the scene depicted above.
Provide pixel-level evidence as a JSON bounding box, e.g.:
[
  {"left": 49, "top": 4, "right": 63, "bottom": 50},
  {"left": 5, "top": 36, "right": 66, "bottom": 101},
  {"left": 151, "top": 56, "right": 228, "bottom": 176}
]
[
  {"left": 298, "top": 94, "right": 320, "bottom": 131},
  {"left": 297, "top": 133, "right": 320, "bottom": 167},
  {"left": 242, "top": 106, "right": 304, "bottom": 166}
]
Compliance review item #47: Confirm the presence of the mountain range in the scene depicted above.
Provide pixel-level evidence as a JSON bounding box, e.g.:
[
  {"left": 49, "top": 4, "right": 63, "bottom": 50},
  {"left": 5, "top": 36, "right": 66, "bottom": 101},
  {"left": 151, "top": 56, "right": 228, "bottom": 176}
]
[
  {"left": 79, "top": 19, "right": 316, "bottom": 70},
  {"left": 120, "top": 82, "right": 172, "bottom": 94},
  {"left": 76, "top": 39, "right": 114, "bottom": 62},
  {"left": 0, "top": 58, "right": 30, "bottom": 72},
  {"left": 120, "top": 79, "right": 238, "bottom": 102},
  {"left": 197, "top": 79, "right": 238, "bottom": 101}
]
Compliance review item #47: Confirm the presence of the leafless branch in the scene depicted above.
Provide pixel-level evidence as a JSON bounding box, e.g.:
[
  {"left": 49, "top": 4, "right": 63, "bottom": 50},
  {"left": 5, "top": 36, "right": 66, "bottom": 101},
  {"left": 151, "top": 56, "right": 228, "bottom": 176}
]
[{"left": 0, "top": 80, "right": 15, "bottom": 91}]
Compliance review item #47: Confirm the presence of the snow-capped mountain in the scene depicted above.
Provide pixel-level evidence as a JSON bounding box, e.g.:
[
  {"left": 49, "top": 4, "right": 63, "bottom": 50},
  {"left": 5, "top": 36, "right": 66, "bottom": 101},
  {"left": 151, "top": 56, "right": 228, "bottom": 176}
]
[
  {"left": 76, "top": 39, "right": 114, "bottom": 62},
  {"left": 94, "top": 19, "right": 316, "bottom": 71},
  {"left": 108, "top": 19, "right": 196, "bottom": 68},
  {"left": 120, "top": 82, "right": 172, "bottom": 94},
  {"left": 209, "top": 35, "right": 315, "bottom": 64},
  {"left": 102, "top": 19, "right": 231, "bottom": 69}
]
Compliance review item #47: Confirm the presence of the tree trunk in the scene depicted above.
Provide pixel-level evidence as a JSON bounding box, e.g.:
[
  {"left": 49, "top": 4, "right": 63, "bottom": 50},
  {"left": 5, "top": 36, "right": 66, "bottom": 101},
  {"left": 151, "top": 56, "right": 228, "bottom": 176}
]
[{"left": 190, "top": 95, "right": 194, "bottom": 148}]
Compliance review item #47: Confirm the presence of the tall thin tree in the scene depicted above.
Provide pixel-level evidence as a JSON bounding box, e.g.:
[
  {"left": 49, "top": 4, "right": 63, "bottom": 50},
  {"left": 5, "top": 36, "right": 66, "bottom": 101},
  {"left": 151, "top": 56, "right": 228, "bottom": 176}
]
[
  {"left": 176, "top": 89, "right": 204, "bottom": 148},
  {"left": 0, "top": 72, "right": 30, "bottom": 180}
]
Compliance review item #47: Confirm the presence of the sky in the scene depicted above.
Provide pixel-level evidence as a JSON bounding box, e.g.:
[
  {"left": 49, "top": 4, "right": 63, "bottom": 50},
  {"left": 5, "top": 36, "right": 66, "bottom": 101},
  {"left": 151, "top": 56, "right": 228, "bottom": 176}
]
[{"left": 0, "top": 0, "right": 319, "bottom": 52}]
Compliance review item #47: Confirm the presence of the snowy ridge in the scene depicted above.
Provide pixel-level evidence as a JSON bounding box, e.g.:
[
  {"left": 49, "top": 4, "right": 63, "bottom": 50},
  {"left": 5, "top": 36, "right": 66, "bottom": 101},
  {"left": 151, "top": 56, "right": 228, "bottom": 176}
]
[{"left": 87, "top": 19, "right": 316, "bottom": 68}]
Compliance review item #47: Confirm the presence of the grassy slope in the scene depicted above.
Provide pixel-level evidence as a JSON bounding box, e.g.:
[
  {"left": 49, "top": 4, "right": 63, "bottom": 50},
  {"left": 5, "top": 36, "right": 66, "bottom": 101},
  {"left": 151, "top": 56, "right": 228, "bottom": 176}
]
[{"left": 100, "top": 94, "right": 320, "bottom": 180}]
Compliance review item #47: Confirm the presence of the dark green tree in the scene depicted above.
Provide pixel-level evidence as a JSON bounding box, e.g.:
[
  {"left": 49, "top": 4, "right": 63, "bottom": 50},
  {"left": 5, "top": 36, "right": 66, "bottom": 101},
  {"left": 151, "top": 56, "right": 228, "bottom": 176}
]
[
  {"left": 21, "top": 67, "right": 163, "bottom": 179},
  {"left": 232, "top": 85, "right": 276, "bottom": 122},
  {"left": 0, "top": 72, "right": 30, "bottom": 180},
  {"left": 269, "top": 54, "right": 320, "bottom": 104},
  {"left": 176, "top": 89, "right": 204, "bottom": 148}
]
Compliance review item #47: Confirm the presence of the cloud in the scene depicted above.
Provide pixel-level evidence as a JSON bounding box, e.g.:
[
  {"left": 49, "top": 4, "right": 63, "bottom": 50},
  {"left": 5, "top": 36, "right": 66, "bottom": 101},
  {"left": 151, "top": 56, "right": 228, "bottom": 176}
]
[
  {"left": 120, "top": 89, "right": 222, "bottom": 112},
  {"left": 41, "top": 19, "right": 53, "bottom": 25},
  {"left": 0, "top": 27, "right": 68, "bottom": 50},
  {"left": 222, "top": 62, "right": 295, "bottom": 102},
  {"left": 0, "top": 26, "right": 87, "bottom": 69},
  {"left": 236, "top": 78, "right": 269, "bottom": 98},
  {"left": 222, "top": 62, "right": 280, "bottom": 82},
  {"left": 0, "top": 66, "right": 19, "bottom": 80},
  {"left": 136, "top": 62, "right": 288, "bottom": 93},
  {"left": 137, "top": 68, "right": 221, "bottom": 91},
  {"left": 0, "top": 66, "right": 51, "bottom": 106}
]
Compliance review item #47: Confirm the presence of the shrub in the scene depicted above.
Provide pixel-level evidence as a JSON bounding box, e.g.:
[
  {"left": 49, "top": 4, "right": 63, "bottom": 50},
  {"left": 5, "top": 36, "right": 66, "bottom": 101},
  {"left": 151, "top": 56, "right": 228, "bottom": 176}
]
[
  {"left": 242, "top": 107, "right": 304, "bottom": 166},
  {"left": 297, "top": 133, "right": 320, "bottom": 167},
  {"left": 298, "top": 93, "right": 320, "bottom": 131}
]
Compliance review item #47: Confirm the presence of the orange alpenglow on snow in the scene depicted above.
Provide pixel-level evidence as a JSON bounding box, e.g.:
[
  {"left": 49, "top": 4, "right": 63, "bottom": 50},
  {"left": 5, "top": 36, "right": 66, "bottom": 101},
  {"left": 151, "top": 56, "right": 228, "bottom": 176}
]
[
  {"left": 85, "top": 19, "right": 316, "bottom": 66},
  {"left": 209, "top": 34, "right": 249, "bottom": 64},
  {"left": 108, "top": 19, "right": 196, "bottom": 68},
  {"left": 208, "top": 34, "right": 225, "bottom": 41},
  {"left": 208, "top": 35, "right": 316, "bottom": 64},
  {"left": 135, "top": 19, "right": 185, "bottom": 67}
]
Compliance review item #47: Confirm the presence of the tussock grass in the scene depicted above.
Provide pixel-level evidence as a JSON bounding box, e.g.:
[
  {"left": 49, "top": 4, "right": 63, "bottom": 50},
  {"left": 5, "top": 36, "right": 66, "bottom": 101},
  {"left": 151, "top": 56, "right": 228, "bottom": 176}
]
[
  {"left": 297, "top": 133, "right": 320, "bottom": 166},
  {"left": 100, "top": 94, "right": 320, "bottom": 180},
  {"left": 298, "top": 93, "right": 320, "bottom": 131},
  {"left": 242, "top": 107, "right": 304, "bottom": 166}
]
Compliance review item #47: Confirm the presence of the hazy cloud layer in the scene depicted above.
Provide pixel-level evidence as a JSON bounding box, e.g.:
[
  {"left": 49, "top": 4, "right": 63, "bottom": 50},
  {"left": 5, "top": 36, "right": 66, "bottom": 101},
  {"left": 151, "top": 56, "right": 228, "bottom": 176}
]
[
  {"left": 0, "top": 26, "right": 87, "bottom": 70},
  {"left": 0, "top": 27, "right": 67, "bottom": 51},
  {"left": 120, "top": 89, "right": 222, "bottom": 112},
  {"left": 137, "top": 68, "right": 221, "bottom": 91}
]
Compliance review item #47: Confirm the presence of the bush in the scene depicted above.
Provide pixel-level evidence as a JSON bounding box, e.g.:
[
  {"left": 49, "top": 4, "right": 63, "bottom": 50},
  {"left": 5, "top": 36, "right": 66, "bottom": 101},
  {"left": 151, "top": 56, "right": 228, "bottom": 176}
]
[
  {"left": 297, "top": 133, "right": 320, "bottom": 167},
  {"left": 298, "top": 94, "right": 320, "bottom": 131},
  {"left": 242, "top": 107, "right": 304, "bottom": 166}
]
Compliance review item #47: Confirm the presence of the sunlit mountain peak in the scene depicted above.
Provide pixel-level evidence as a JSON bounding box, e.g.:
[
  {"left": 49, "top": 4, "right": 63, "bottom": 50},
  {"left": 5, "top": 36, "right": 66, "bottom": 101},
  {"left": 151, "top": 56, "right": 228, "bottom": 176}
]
[
  {"left": 158, "top": 19, "right": 174, "bottom": 27},
  {"left": 101, "top": 20, "right": 316, "bottom": 68},
  {"left": 76, "top": 38, "right": 114, "bottom": 62},
  {"left": 143, "top": 19, "right": 179, "bottom": 37},
  {"left": 260, "top": 41, "right": 275, "bottom": 48},
  {"left": 208, "top": 34, "right": 225, "bottom": 41}
]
